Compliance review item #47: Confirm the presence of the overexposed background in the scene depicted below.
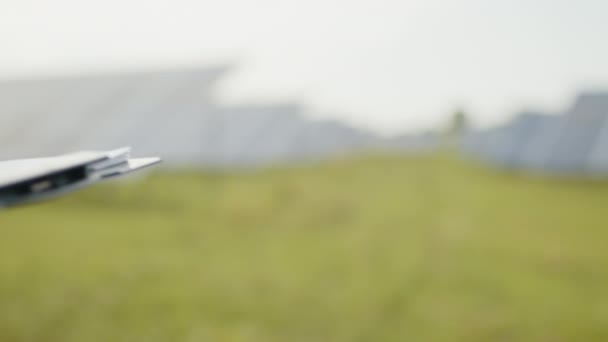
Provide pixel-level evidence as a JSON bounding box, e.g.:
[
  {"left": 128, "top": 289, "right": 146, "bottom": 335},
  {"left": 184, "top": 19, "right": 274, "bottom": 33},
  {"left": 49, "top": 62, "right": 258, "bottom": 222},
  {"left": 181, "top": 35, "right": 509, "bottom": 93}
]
[{"left": 2, "top": 0, "right": 608, "bottom": 134}]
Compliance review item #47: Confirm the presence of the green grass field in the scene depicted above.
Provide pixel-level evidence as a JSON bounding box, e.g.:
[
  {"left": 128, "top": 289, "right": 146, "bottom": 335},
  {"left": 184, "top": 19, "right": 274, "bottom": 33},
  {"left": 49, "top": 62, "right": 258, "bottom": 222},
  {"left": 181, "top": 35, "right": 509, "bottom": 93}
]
[{"left": 1, "top": 154, "right": 607, "bottom": 341}]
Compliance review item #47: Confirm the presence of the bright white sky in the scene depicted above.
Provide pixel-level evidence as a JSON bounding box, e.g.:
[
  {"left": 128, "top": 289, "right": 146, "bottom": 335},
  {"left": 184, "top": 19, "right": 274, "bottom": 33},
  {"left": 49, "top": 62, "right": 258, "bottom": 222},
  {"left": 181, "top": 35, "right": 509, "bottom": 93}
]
[{"left": 1, "top": 0, "right": 608, "bottom": 134}]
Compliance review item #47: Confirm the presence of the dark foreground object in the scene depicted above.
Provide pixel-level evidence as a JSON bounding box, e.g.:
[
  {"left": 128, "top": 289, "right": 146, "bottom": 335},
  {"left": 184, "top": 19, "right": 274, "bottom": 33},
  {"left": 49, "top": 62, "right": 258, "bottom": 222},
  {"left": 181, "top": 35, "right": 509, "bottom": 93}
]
[{"left": 0, "top": 147, "right": 160, "bottom": 208}]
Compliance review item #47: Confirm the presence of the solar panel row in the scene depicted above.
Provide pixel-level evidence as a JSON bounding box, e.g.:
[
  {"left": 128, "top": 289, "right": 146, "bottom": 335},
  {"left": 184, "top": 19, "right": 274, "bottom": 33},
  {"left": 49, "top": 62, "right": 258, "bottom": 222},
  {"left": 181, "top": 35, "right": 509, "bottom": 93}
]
[
  {"left": 0, "top": 67, "right": 438, "bottom": 168},
  {"left": 462, "top": 93, "right": 608, "bottom": 176}
]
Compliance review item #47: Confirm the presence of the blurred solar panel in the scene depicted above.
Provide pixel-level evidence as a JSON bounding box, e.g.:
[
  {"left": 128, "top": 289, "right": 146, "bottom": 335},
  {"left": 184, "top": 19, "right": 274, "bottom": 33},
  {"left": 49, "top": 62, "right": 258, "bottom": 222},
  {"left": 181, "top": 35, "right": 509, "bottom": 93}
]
[{"left": 0, "top": 147, "right": 160, "bottom": 208}]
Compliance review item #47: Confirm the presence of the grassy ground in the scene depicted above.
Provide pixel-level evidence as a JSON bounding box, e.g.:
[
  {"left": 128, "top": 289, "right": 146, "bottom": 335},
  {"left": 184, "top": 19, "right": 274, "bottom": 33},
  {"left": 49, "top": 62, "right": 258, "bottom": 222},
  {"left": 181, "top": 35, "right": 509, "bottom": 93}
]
[{"left": 1, "top": 154, "right": 608, "bottom": 341}]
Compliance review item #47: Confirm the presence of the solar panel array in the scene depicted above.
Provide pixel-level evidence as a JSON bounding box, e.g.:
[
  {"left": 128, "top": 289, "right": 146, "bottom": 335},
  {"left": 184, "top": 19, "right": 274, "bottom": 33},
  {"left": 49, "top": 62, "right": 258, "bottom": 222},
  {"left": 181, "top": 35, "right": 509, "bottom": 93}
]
[
  {"left": 0, "top": 67, "right": 438, "bottom": 168},
  {"left": 462, "top": 93, "right": 608, "bottom": 177}
]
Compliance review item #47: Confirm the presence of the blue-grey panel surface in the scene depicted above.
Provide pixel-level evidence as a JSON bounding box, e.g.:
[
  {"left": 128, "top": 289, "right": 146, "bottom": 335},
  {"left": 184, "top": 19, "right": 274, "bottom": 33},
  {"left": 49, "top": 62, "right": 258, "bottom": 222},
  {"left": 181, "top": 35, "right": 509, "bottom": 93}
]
[
  {"left": 545, "top": 116, "right": 607, "bottom": 174},
  {"left": 0, "top": 67, "right": 435, "bottom": 168}
]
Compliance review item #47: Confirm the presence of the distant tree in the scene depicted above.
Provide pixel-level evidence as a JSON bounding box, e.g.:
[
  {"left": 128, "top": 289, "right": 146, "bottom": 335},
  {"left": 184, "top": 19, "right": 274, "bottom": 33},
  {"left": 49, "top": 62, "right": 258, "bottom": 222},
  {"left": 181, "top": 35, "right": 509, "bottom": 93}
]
[
  {"left": 447, "top": 110, "right": 469, "bottom": 137},
  {"left": 444, "top": 109, "right": 469, "bottom": 148}
]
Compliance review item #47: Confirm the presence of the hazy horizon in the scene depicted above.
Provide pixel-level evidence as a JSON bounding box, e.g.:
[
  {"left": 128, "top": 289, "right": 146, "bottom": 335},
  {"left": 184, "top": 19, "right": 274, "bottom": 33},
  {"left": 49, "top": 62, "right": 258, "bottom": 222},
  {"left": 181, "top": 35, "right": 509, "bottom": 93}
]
[{"left": 2, "top": 0, "right": 608, "bottom": 134}]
